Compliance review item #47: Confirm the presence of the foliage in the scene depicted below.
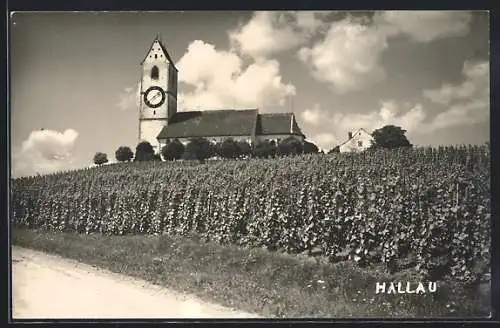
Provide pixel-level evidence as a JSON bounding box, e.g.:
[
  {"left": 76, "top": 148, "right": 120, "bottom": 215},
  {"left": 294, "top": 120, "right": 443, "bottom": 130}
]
[
  {"left": 135, "top": 141, "right": 155, "bottom": 161},
  {"left": 253, "top": 140, "right": 277, "bottom": 158},
  {"left": 161, "top": 139, "right": 185, "bottom": 161},
  {"left": 93, "top": 152, "right": 108, "bottom": 166},
  {"left": 303, "top": 140, "right": 319, "bottom": 154},
  {"left": 277, "top": 137, "right": 303, "bottom": 156},
  {"left": 115, "top": 146, "right": 134, "bottom": 163},
  {"left": 11, "top": 145, "right": 490, "bottom": 285},
  {"left": 371, "top": 125, "right": 412, "bottom": 149},
  {"left": 220, "top": 138, "right": 239, "bottom": 159},
  {"left": 236, "top": 140, "right": 252, "bottom": 158},
  {"left": 183, "top": 137, "right": 213, "bottom": 163}
]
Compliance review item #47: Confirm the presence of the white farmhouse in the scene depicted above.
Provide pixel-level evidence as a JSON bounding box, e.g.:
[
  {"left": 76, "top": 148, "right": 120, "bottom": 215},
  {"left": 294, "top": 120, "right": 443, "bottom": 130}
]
[{"left": 337, "top": 128, "right": 374, "bottom": 153}]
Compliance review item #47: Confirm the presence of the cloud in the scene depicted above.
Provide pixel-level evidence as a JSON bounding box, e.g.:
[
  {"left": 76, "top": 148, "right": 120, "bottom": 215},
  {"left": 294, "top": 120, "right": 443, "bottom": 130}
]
[
  {"left": 229, "top": 11, "right": 330, "bottom": 59},
  {"left": 118, "top": 82, "right": 141, "bottom": 111},
  {"left": 423, "top": 60, "right": 489, "bottom": 129},
  {"left": 377, "top": 11, "right": 473, "bottom": 43},
  {"left": 298, "top": 15, "right": 390, "bottom": 94},
  {"left": 299, "top": 101, "right": 427, "bottom": 150},
  {"left": 309, "top": 132, "right": 339, "bottom": 151},
  {"left": 299, "top": 11, "right": 474, "bottom": 93},
  {"left": 302, "top": 59, "right": 489, "bottom": 150},
  {"left": 333, "top": 101, "right": 427, "bottom": 135},
  {"left": 11, "top": 129, "right": 79, "bottom": 178},
  {"left": 176, "top": 40, "right": 295, "bottom": 110},
  {"left": 300, "top": 104, "right": 323, "bottom": 126}
]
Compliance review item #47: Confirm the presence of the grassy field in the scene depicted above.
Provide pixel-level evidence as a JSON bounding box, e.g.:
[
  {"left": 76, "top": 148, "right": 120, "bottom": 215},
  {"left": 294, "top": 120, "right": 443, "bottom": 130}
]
[{"left": 12, "top": 228, "right": 490, "bottom": 318}]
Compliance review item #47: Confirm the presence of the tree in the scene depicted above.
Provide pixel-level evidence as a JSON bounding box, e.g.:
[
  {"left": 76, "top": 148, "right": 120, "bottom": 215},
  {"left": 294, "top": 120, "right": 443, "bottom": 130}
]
[
  {"left": 93, "top": 152, "right": 108, "bottom": 166},
  {"left": 371, "top": 125, "right": 412, "bottom": 149},
  {"left": 252, "top": 139, "right": 276, "bottom": 158},
  {"left": 183, "top": 137, "right": 212, "bottom": 163},
  {"left": 135, "top": 141, "right": 155, "bottom": 161},
  {"left": 236, "top": 140, "right": 252, "bottom": 158},
  {"left": 303, "top": 140, "right": 319, "bottom": 154},
  {"left": 115, "top": 146, "right": 134, "bottom": 162},
  {"left": 161, "top": 139, "right": 185, "bottom": 161},
  {"left": 220, "top": 138, "right": 239, "bottom": 159},
  {"left": 277, "top": 137, "right": 303, "bottom": 156}
]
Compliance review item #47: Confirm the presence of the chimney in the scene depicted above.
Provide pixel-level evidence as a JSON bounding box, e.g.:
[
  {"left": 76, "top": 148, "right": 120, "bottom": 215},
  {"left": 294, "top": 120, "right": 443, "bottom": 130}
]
[{"left": 348, "top": 131, "right": 353, "bottom": 139}]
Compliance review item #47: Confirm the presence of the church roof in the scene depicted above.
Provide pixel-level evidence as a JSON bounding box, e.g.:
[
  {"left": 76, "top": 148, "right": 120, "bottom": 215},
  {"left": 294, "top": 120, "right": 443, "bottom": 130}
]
[
  {"left": 258, "top": 113, "right": 304, "bottom": 136},
  {"left": 157, "top": 109, "right": 258, "bottom": 139},
  {"left": 157, "top": 110, "right": 305, "bottom": 140}
]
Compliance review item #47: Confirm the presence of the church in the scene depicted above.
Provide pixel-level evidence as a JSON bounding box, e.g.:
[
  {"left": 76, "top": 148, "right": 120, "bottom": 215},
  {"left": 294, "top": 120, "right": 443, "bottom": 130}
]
[{"left": 138, "top": 37, "right": 305, "bottom": 155}]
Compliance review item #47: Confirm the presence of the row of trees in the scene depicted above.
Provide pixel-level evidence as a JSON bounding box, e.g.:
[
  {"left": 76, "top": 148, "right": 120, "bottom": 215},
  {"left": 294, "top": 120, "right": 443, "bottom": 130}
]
[
  {"left": 93, "top": 136, "right": 320, "bottom": 165},
  {"left": 93, "top": 125, "right": 413, "bottom": 165}
]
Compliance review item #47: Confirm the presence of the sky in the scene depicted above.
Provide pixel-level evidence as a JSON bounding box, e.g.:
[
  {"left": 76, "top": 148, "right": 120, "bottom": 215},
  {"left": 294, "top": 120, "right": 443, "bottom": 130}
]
[{"left": 10, "top": 11, "right": 490, "bottom": 177}]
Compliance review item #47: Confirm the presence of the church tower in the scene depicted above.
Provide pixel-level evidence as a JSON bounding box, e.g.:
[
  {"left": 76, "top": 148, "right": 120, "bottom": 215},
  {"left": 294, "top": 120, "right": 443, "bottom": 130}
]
[{"left": 138, "top": 36, "right": 178, "bottom": 154}]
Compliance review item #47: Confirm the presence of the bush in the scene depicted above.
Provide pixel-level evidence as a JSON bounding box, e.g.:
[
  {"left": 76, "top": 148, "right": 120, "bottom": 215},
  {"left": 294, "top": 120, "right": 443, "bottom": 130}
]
[
  {"left": 220, "top": 138, "right": 239, "bottom": 159},
  {"left": 93, "top": 152, "right": 108, "bottom": 165},
  {"left": 183, "top": 137, "right": 213, "bottom": 163},
  {"left": 253, "top": 140, "right": 276, "bottom": 158},
  {"left": 303, "top": 140, "right": 319, "bottom": 154},
  {"left": 277, "top": 137, "right": 303, "bottom": 156},
  {"left": 135, "top": 141, "right": 155, "bottom": 161},
  {"left": 161, "top": 139, "right": 185, "bottom": 161},
  {"left": 236, "top": 140, "right": 252, "bottom": 158},
  {"left": 115, "top": 146, "right": 134, "bottom": 162}
]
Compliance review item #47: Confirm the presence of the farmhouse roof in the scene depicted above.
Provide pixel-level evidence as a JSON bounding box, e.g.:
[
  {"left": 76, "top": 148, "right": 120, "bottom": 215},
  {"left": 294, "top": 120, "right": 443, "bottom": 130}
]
[{"left": 157, "top": 110, "right": 305, "bottom": 139}]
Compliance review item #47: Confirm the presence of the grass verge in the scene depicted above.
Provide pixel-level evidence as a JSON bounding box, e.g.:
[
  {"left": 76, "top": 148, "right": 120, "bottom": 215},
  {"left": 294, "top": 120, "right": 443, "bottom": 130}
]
[{"left": 12, "top": 228, "right": 490, "bottom": 318}]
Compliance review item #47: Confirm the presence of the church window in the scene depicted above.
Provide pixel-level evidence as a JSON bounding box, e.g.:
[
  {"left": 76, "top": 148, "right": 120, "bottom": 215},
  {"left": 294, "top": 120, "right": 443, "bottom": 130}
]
[
  {"left": 151, "top": 65, "right": 159, "bottom": 80},
  {"left": 153, "top": 110, "right": 156, "bottom": 115},
  {"left": 155, "top": 54, "right": 158, "bottom": 59}
]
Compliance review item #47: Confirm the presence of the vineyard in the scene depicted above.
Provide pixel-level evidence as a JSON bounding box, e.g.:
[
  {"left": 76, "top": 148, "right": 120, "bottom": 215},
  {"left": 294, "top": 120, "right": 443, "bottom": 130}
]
[{"left": 11, "top": 145, "right": 490, "bottom": 284}]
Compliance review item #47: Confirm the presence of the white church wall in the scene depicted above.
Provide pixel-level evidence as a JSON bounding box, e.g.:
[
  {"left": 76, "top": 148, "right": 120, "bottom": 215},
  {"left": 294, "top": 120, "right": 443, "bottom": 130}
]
[
  {"left": 256, "top": 134, "right": 304, "bottom": 144},
  {"left": 159, "top": 136, "right": 254, "bottom": 148},
  {"left": 140, "top": 120, "right": 167, "bottom": 153}
]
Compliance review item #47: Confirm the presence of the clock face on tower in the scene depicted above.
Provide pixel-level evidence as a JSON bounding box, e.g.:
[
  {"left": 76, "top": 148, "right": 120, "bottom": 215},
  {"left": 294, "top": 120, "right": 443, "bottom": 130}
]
[{"left": 143, "top": 86, "right": 166, "bottom": 108}]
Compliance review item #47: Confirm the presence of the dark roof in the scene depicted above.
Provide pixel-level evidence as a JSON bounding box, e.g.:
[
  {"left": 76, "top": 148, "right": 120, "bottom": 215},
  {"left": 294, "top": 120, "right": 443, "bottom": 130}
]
[
  {"left": 257, "top": 113, "right": 304, "bottom": 136},
  {"left": 157, "top": 110, "right": 305, "bottom": 140},
  {"left": 157, "top": 109, "right": 258, "bottom": 139},
  {"left": 140, "top": 37, "right": 178, "bottom": 71}
]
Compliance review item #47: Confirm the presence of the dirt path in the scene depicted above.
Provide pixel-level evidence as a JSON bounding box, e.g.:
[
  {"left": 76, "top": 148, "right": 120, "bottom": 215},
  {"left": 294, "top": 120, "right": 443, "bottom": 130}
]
[{"left": 11, "top": 246, "right": 261, "bottom": 319}]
